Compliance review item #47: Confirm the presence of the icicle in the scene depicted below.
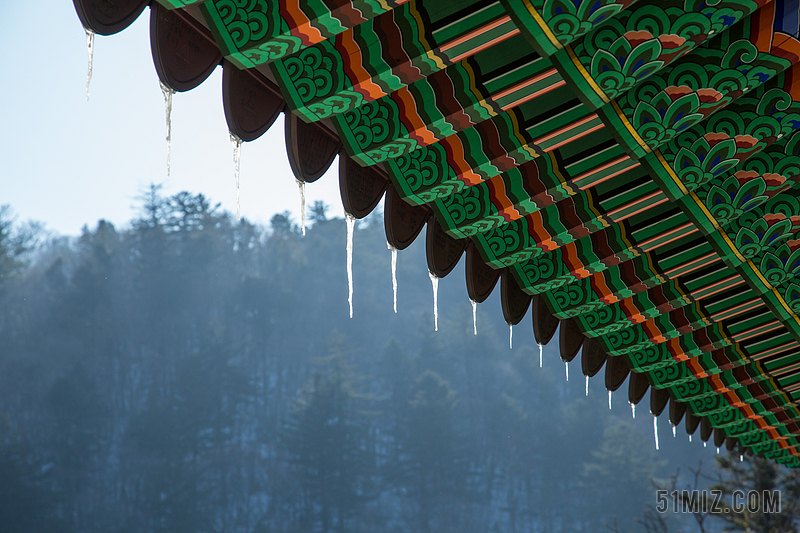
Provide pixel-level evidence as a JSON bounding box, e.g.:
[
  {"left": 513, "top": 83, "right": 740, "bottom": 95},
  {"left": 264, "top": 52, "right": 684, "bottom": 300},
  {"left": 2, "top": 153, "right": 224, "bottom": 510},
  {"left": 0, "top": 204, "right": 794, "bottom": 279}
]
[
  {"left": 585, "top": 375, "right": 589, "bottom": 397},
  {"left": 565, "top": 361, "right": 569, "bottom": 382},
  {"left": 716, "top": 447, "right": 720, "bottom": 454},
  {"left": 230, "top": 133, "right": 242, "bottom": 221},
  {"left": 388, "top": 243, "right": 397, "bottom": 313},
  {"left": 509, "top": 325, "right": 513, "bottom": 349},
  {"left": 160, "top": 81, "right": 174, "bottom": 178},
  {"left": 740, "top": 455, "right": 743, "bottom": 462},
  {"left": 672, "top": 425, "right": 677, "bottom": 438},
  {"left": 631, "top": 402, "right": 636, "bottom": 419},
  {"left": 297, "top": 179, "right": 306, "bottom": 236},
  {"left": 653, "top": 416, "right": 660, "bottom": 450},
  {"left": 538, "top": 344, "right": 543, "bottom": 368},
  {"left": 470, "top": 299, "right": 477, "bottom": 335},
  {"left": 689, "top": 434, "right": 692, "bottom": 443},
  {"left": 85, "top": 28, "right": 94, "bottom": 101},
  {"left": 346, "top": 214, "right": 355, "bottom": 318},
  {"left": 608, "top": 390, "right": 612, "bottom": 410},
  {"left": 703, "top": 441, "right": 707, "bottom": 448},
  {"left": 429, "top": 270, "right": 439, "bottom": 331}
]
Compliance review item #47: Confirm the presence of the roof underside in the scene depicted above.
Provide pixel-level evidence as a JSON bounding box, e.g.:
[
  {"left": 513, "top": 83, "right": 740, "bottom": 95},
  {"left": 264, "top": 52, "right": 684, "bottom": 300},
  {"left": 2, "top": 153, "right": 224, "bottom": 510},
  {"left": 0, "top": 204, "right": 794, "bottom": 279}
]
[{"left": 74, "top": 0, "right": 800, "bottom": 466}]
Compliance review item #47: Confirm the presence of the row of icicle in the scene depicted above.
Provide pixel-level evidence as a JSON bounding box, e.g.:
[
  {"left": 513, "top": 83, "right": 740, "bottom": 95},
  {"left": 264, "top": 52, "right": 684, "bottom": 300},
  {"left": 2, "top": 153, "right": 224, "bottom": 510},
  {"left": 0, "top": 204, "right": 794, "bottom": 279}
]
[{"left": 84, "top": 34, "right": 743, "bottom": 464}]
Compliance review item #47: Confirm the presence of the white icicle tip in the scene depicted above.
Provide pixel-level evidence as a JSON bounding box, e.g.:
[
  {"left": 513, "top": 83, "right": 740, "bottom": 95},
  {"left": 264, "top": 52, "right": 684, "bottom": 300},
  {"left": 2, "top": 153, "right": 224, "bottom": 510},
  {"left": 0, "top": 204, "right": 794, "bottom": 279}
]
[
  {"left": 471, "top": 299, "right": 477, "bottom": 335},
  {"left": 565, "top": 361, "right": 569, "bottom": 381},
  {"left": 585, "top": 375, "right": 589, "bottom": 396},
  {"left": 346, "top": 214, "right": 355, "bottom": 318},
  {"left": 160, "top": 81, "right": 174, "bottom": 178},
  {"left": 429, "top": 270, "right": 439, "bottom": 331},
  {"left": 538, "top": 343, "right": 543, "bottom": 368},
  {"left": 631, "top": 402, "right": 636, "bottom": 419},
  {"left": 297, "top": 179, "right": 306, "bottom": 236},
  {"left": 608, "top": 390, "right": 612, "bottom": 410},
  {"left": 230, "top": 133, "right": 242, "bottom": 221},
  {"left": 85, "top": 28, "right": 94, "bottom": 102},
  {"left": 388, "top": 243, "right": 397, "bottom": 313},
  {"left": 509, "top": 324, "right": 513, "bottom": 349},
  {"left": 653, "top": 416, "right": 659, "bottom": 451}
]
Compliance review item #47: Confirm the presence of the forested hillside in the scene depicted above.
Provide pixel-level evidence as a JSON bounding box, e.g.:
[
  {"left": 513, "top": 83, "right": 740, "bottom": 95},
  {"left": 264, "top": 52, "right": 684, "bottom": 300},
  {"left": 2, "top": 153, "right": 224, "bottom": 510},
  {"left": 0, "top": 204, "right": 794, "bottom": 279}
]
[{"left": 0, "top": 189, "right": 729, "bottom": 533}]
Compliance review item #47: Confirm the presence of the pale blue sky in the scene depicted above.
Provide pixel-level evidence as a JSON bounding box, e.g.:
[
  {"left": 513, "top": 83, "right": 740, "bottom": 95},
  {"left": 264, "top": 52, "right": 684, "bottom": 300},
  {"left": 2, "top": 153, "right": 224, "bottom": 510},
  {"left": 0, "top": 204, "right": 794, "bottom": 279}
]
[{"left": 0, "top": 1, "right": 344, "bottom": 236}]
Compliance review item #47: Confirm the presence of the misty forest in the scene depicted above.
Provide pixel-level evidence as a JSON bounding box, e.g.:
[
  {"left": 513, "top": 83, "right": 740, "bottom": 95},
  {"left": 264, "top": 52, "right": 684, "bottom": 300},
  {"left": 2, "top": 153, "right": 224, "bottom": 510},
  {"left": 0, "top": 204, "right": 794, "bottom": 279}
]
[{"left": 1, "top": 188, "right": 798, "bottom": 533}]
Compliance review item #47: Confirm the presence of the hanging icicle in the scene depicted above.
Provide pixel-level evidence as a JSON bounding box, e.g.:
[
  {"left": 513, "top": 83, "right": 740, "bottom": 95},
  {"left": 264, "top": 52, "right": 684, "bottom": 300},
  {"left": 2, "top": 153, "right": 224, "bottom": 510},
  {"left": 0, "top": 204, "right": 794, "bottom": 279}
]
[
  {"left": 297, "top": 179, "right": 306, "bottom": 236},
  {"left": 672, "top": 425, "right": 677, "bottom": 438},
  {"left": 85, "top": 28, "right": 95, "bottom": 101},
  {"left": 631, "top": 403, "right": 636, "bottom": 419},
  {"left": 703, "top": 441, "right": 707, "bottom": 448},
  {"left": 608, "top": 390, "right": 612, "bottom": 410},
  {"left": 429, "top": 270, "right": 439, "bottom": 331},
  {"left": 565, "top": 361, "right": 569, "bottom": 382},
  {"left": 689, "top": 434, "right": 692, "bottom": 443},
  {"left": 470, "top": 299, "right": 477, "bottom": 335},
  {"left": 230, "top": 133, "right": 242, "bottom": 221},
  {"left": 509, "top": 325, "right": 513, "bottom": 349},
  {"left": 716, "top": 447, "right": 720, "bottom": 454},
  {"left": 538, "top": 344, "right": 543, "bottom": 368},
  {"left": 160, "top": 81, "right": 174, "bottom": 178},
  {"left": 388, "top": 243, "right": 397, "bottom": 313},
  {"left": 585, "top": 375, "right": 589, "bottom": 397},
  {"left": 346, "top": 214, "right": 355, "bottom": 318},
  {"left": 740, "top": 455, "right": 743, "bottom": 462},
  {"left": 653, "top": 416, "right": 660, "bottom": 451}
]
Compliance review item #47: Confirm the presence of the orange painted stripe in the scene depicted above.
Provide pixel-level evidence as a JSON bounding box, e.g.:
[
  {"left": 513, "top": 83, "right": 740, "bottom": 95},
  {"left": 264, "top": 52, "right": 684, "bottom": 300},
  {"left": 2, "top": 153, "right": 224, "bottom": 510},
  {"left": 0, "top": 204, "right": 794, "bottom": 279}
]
[
  {"left": 573, "top": 156, "right": 636, "bottom": 188},
  {"left": 500, "top": 80, "right": 567, "bottom": 112},
  {"left": 440, "top": 15, "right": 514, "bottom": 52},
  {"left": 732, "top": 322, "right": 782, "bottom": 343},
  {"left": 493, "top": 68, "right": 559, "bottom": 100},
  {"left": 489, "top": 177, "right": 521, "bottom": 221},
  {"left": 533, "top": 114, "right": 599, "bottom": 145},
  {"left": 395, "top": 86, "right": 438, "bottom": 146},
  {"left": 338, "top": 30, "right": 386, "bottom": 100},
  {"left": 442, "top": 137, "right": 484, "bottom": 186},
  {"left": 638, "top": 222, "right": 695, "bottom": 251},
  {"left": 710, "top": 299, "right": 763, "bottom": 322},
  {"left": 605, "top": 191, "right": 666, "bottom": 220},
  {"left": 591, "top": 272, "right": 620, "bottom": 305},
  {"left": 562, "top": 243, "right": 591, "bottom": 279},
  {"left": 663, "top": 253, "right": 717, "bottom": 279},
  {"left": 693, "top": 275, "right": 744, "bottom": 300},
  {"left": 620, "top": 296, "right": 647, "bottom": 324},
  {"left": 283, "top": 0, "right": 324, "bottom": 45}
]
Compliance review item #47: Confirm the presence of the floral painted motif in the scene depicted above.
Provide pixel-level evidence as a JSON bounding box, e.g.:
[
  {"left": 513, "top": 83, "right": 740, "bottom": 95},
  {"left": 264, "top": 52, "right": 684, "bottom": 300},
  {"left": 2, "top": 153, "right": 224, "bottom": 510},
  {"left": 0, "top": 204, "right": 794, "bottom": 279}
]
[
  {"left": 633, "top": 86, "right": 728, "bottom": 146},
  {"left": 671, "top": 132, "right": 757, "bottom": 190},
  {"left": 705, "top": 174, "right": 770, "bottom": 226},
  {"left": 541, "top": 0, "right": 631, "bottom": 46}
]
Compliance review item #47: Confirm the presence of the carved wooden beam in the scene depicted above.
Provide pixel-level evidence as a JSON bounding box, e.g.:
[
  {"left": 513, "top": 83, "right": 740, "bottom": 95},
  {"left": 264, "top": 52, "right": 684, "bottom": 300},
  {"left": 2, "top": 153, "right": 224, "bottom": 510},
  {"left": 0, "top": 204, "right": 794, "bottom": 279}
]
[
  {"left": 339, "top": 153, "right": 387, "bottom": 219},
  {"left": 222, "top": 61, "right": 284, "bottom": 141},
  {"left": 384, "top": 186, "right": 428, "bottom": 250},
  {"left": 685, "top": 410, "right": 701, "bottom": 435},
  {"left": 151, "top": 3, "right": 222, "bottom": 92},
  {"left": 581, "top": 337, "right": 607, "bottom": 377},
  {"left": 628, "top": 371, "right": 650, "bottom": 406},
  {"left": 559, "top": 318, "right": 583, "bottom": 362},
  {"left": 285, "top": 113, "right": 341, "bottom": 183},
  {"left": 532, "top": 294, "right": 558, "bottom": 346},
  {"left": 465, "top": 242, "right": 500, "bottom": 304},
  {"left": 605, "top": 355, "right": 630, "bottom": 392},
  {"left": 501, "top": 271, "right": 531, "bottom": 326},
  {"left": 700, "top": 417, "right": 713, "bottom": 442},
  {"left": 426, "top": 216, "right": 467, "bottom": 278},
  {"left": 669, "top": 397, "right": 686, "bottom": 427},
  {"left": 74, "top": 0, "right": 148, "bottom": 35},
  {"left": 650, "top": 387, "right": 670, "bottom": 416}
]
